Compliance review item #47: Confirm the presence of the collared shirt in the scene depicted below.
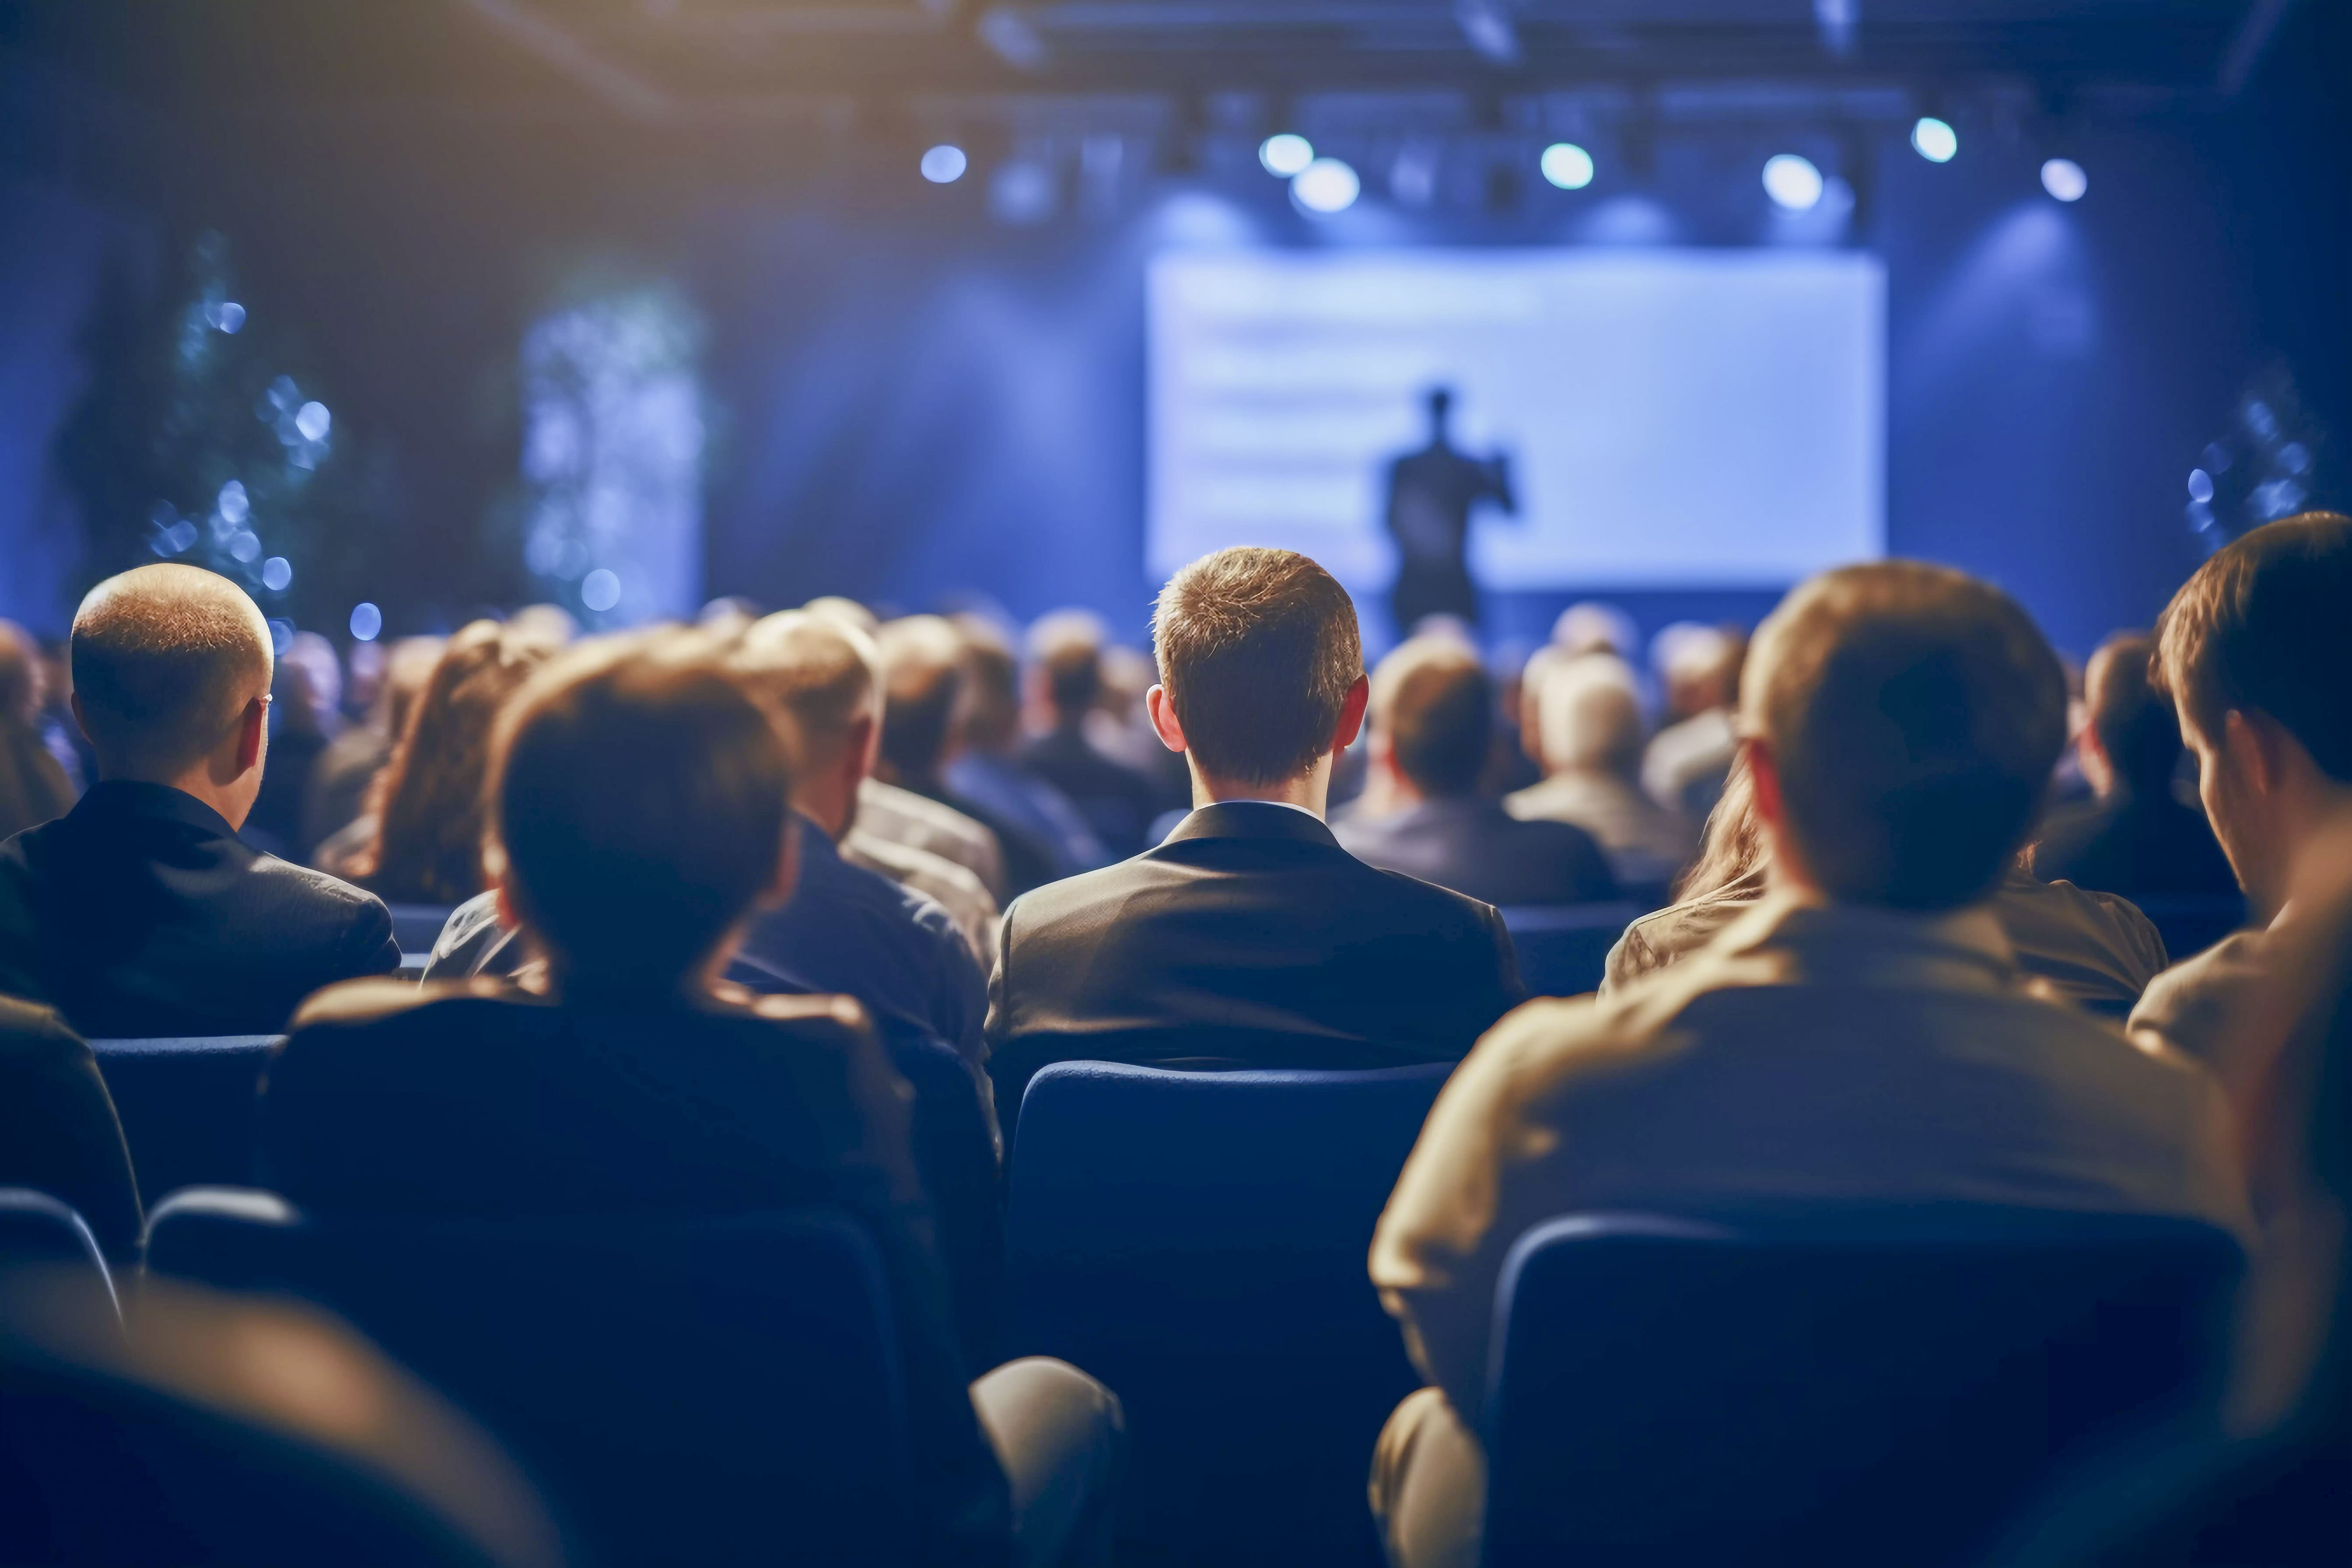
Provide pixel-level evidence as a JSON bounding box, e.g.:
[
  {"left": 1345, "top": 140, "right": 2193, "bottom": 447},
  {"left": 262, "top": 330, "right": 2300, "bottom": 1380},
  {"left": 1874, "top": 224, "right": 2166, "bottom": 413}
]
[
  {"left": 1604, "top": 863, "right": 2168, "bottom": 1015},
  {"left": 1372, "top": 889, "right": 2250, "bottom": 1428}
]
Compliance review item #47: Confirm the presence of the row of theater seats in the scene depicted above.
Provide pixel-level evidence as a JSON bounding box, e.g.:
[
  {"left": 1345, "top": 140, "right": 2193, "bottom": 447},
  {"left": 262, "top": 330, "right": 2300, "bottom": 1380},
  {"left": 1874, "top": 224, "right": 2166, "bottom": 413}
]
[{"left": 10, "top": 1056, "right": 2248, "bottom": 1568}]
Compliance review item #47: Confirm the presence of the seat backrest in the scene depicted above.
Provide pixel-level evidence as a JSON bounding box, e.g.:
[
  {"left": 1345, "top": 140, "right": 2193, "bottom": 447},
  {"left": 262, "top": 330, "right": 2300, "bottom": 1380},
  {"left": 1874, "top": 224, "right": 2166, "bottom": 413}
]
[
  {"left": 145, "top": 1189, "right": 910, "bottom": 1568},
  {"left": 0, "top": 1273, "right": 561, "bottom": 1568},
  {"left": 1483, "top": 1210, "right": 2246, "bottom": 1568},
  {"left": 386, "top": 904, "right": 459, "bottom": 957},
  {"left": 89, "top": 1036, "right": 282, "bottom": 1205},
  {"left": 0, "top": 1189, "right": 117, "bottom": 1321},
  {"left": 1006, "top": 1060, "right": 1452, "bottom": 1562},
  {"left": 1499, "top": 903, "right": 1644, "bottom": 997}
]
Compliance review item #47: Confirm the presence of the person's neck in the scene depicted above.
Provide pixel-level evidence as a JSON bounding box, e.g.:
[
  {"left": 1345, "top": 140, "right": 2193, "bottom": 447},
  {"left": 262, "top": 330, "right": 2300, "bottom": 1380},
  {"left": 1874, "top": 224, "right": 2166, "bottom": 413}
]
[
  {"left": 101, "top": 764, "right": 251, "bottom": 831},
  {"left": 2269, "top": 787, "right": 2352, "bottom": 923},
  {"left": 1189, "top": 758, "right": 1331, "bottom": 819},
  {"left": 792, "top": 785, "right": 852, "bottom": 843}
]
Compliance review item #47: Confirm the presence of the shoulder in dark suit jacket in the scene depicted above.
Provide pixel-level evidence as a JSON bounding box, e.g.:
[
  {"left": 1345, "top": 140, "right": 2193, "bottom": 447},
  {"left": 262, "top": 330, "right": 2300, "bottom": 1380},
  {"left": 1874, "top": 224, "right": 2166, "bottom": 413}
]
[
  {"left": 0, "top": 995, "right": 142, "bottom": 1264},
  {"left": 1334, "top": 795, "right": 1619, "bottom": 909},
  {"left": 0, "top": 781, "right": 398, "bottom": 1039},
  {"left": 261, "top": 976, "right": 1013, "bottom": 1561},
  {"left": 985, "top": 800, "right": 1525, "bottom": 1121}
]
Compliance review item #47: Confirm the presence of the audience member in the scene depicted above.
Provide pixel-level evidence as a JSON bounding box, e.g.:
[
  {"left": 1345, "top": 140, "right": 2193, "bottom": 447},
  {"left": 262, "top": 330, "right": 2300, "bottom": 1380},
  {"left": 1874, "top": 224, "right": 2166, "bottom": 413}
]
[
  {"left": 265, "top": 634, "right": 1123, "bottom": 1568},
  {"left": 985, "top": 548, "right": 1524, "bottom": 1116},
  {"left": 881, "top": 614, "right": 1067, "bottom": 894},
  {"left": 427, "top": 617, "right": 1005, "bottom": 1357},
  {"left": 2130, "top": 514, "right": 2352, "bottom": 1127},
  {"left": 303, "top": 634, "right": 442, "bottom": 860},
  {"left": 0, "top": 566, "right": 396, "bottom": 1036},
  {"left": 1334, "top": 637, "right": 1617, "bottom": 908},
  {"left": 1605, "top": 751, "right": 2170, "bottom": 1014},
  {"left": 1641, "top": 621, "right": 1745, "bottom": 820},
  {"left": 1504, "top": 653, "right": 1697, "bottom": 889},
  {"left": 332, "top": 621, "right": 557, "bottom": 904},
  {"left": 1087, "top": 641, "right": 1193, "bottom": 814},
  {"left": 1020, "top": 610, "right": 1161, "bottom": 860},
  {"left": 32, "top": 635, "right": 92, "bottom": 795},
  {"left": 0, "top": 993, "right": 141, "bottom": 1265},
  {"left": 242, "top": 629, "right": 341, "bottom": 857},
  {"left": 1551, "top": 600, "right": 1636, "bottom": 658},
  {"left": 2033, "top": 631, "right": 2241, "bottom": 903},
  {"left": 945, "top": 615, "right": 1105, "bottom": 877},
  {"left": 842, "top": 818, "right": 1000, "bottom": 966},
  {"left": 0, "top": 620, "right": 74, "bottom": 842},
  {"left": 1367, "top": 561, "right": 2249, "bottom": 1568}
]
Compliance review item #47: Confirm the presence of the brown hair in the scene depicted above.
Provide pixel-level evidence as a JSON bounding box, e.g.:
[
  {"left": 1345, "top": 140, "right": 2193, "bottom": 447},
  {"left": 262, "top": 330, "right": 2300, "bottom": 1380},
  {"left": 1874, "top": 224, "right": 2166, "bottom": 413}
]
[
  {"left": 1028, "top": 610, "right": 1108, "bottom": 718},
  {"left": 1152, "top": 547, "right": 1362, "bottom": 785},
  {"left": 1372, "top": 637, "right": 1492, "bottom": 798},
  {"left": 2082, "top": 631, "right": 2184, "bottom": 790},
  {"left": 873, "top": 616, "right": 964, "bottom": 782},
  {"left": 1744, "top": 560, "right": 2066, "bottom": 910},
  {"left": 2153, "top": 511, "right": 2352, "bottom": 783},
  {"left": 354, "top": 621, "right": 557, "bottom": 905},
  {"left": 69, "top": 564, "right": 272, "bottom": 779},
  {"left": 490, "top": 632, "right": 793, "bottom": 992}
]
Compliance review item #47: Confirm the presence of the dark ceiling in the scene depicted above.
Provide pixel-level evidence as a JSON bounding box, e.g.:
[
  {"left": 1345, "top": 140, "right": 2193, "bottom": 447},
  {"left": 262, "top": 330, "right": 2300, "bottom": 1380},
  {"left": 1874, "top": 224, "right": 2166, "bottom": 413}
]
[{"left": 0, "top": 0, "right": 2299, "bottom": 114}]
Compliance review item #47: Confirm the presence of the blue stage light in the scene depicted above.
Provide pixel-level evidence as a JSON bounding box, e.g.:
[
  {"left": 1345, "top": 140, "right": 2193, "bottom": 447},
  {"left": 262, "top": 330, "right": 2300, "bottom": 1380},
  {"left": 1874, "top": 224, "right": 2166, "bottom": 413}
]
[
  {"left": 349, "top": 603, "right": 383, "bottom": 642},
  {"left": 2041, "top": 158, "right": 2087, "bottom": 202},
  {"left": 921, "top": 144, "right": 968, "bottom": 184},
  {"left": 1291, "top": 157, "right": 1360, "bottom": 214},
  {"left": 1540, "top": 143, "right": 1595, "bottom": 190},
  {"left": 1763, "top": 154, "right": 1824, "bottom": 212},
  {"left": 1259, "top": 133, "right": 1314, "bottom": 177},
  {"left": 1910, "top": 118, "right": 1957, "bottom": 163}
]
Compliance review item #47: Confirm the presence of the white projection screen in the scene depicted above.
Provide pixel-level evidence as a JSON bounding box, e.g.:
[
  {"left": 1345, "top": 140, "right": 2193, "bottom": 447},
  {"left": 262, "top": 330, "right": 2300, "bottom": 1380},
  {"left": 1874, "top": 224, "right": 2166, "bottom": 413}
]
[{"left": 1147, "top": 248, "right": 1886, "bottom": 593}]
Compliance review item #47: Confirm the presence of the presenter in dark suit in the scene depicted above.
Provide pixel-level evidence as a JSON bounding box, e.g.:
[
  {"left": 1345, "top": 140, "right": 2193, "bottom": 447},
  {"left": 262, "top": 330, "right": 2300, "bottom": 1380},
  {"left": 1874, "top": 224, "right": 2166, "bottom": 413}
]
[
  {"left": 0, "top": 565, "right": 397, "bottom": 1039},
  {"left": 1384, "top": 387, "right": 1515, "bottom": 636},
  {"left": 1336, "top": 637, "right": 1618, "bottom": 909},
  {"left": 986, "top": 549, "right": 1524, "bottom": 1121}
]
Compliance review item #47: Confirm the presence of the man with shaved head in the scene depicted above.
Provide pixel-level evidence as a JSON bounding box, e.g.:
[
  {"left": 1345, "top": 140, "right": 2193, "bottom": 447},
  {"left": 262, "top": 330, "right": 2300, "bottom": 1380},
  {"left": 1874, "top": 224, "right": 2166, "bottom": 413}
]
[{"left": 0, "top": 565, "right": 397, "bottom": 1037}]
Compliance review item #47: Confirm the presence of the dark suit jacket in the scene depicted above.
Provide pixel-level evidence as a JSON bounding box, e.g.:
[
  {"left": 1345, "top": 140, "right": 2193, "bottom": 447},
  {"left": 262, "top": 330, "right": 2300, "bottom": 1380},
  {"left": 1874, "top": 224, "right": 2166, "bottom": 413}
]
[
  {"left": 2032, "top": 789, "right": 2242, "bottom": 904},
  {"left": 0, "top": 781, "right": 399, "bottom": 1039},
  {"left": 0, "top": 995, "right": 142, "bottom": 1264},
  {"left": 1333, "top": 795, "right": 1620, "bottom": 909},
  {"left": 1020, "top": 724, "right": 1161, "bottom": 860},
  {"left": 262, "top": 978, "right": 1013, "bottom": 1567},
  {"left": 985, "top": 801, "right": 1524, "bottom": 1119}
]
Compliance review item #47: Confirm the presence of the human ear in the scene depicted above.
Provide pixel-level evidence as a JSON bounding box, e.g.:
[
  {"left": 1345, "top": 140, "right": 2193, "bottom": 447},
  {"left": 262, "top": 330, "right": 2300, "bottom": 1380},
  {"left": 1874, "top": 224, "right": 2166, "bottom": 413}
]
[
  {"left": 1145, "top": 684, "right": 1187, "bottom": 754},
  {"left": 1332, "top": 673, "right": 1371, "bottom": 752},
  {"left": 234, "top": 696, "right": 268, "bottom": 775}
]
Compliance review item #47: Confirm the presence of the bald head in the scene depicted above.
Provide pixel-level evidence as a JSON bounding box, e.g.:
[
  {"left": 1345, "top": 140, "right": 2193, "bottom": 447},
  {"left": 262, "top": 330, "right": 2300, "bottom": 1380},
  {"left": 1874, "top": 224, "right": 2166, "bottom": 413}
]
[
  {"left": 730, "top": 610, "right": 882, "bottom": 774},
  {"left": 73, "top": 565, "right": 273, "bottom": 782}
]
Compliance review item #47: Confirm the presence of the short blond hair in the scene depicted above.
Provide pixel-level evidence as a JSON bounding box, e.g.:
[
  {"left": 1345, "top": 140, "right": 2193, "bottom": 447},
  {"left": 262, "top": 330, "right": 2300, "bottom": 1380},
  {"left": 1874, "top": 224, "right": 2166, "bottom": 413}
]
[
  {"left": 1152, "top": 547, "right": 1362, "bottom": 785},
  {"left": 729, "top": 610, "right": 881, "bottom": 774},
  {"left": 71, "top": 564, "right": 272, "bottom": 778}
]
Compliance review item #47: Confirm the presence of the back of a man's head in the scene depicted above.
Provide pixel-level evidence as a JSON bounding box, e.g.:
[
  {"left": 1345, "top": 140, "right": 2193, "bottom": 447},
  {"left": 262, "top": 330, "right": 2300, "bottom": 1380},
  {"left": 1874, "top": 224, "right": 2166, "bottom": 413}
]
[
  {"left": 1539, "top": 656, "right": 1645, "bottom": 779},
  {"left": 1028, "top": 609, "right": 1108, "bottom": 720},
  {"left": 873, "top": 615, "right": 965, "bottom": 781},
  {"left": 1373, "top": 637, "right": 1492, "bottom": 799},
  {"left": 491, "top": 633, "right": 792, "bottom": 992},
  {"left": 949, "top": 615, "right": 1022, "bottom": 752},
  {"left": 1745, "top": 560, "right": 2066, "bottom": 910},
  {"left": 2154, "top": 512, "right": 2352, "bottom": 783},
  {"left": 71, "top": 565, "right": 273, "bottom": 781},
  {"left": 2084, "top": 632, "right": 2183, "bottom": 791},
  {"left": 730, "top": 610, "right": 881, "bottom": 777},
  {"left": 1153, "top": 547, "right": 1362, "bottom": 786}
]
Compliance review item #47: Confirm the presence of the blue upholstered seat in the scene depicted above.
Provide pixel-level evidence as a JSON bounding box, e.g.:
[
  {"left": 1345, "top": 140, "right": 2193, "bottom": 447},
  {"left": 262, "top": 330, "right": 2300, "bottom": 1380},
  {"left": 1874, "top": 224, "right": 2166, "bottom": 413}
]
[
  {"left": 1498, "top": 903, "right": 1645, "bottom": 998},
  {"left": 1007, "top": 1059, "right": 1454, "bottom": 1566},
  {"left": 1482, "top": 1210, "right": 2246, "bottom": 1568},
  {"left": 145, "top": 1189, "right": 911, "bottom": 1567},
  {"left": 87, "top": 1036, "right": 281, "bottom": 1205},
  {"left": 0, "top": 1188, "right": 117, "bottom": 1320}
]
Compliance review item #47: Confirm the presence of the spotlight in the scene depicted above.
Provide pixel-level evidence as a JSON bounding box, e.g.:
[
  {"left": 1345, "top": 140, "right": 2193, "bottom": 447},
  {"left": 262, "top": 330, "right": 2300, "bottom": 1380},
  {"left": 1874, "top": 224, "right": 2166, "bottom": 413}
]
[
  {"left": 1539, "top": 142, "right": 1595, "bottom": 190},
  {"left": 349, "top": 602, "right": 383, "bottom": 642},
  {"left": 1910, "top": 117, "right": 1957, "bottom": 163},
  {"left": 2040, "top": 157, "right": 2087, "bottom": 202},
  {"left": 1290, "top": 157, "right": 1360, "bottom": 214},
  {"left": 1762, "top": 153, "right": 1824, "bottom": 212},
  {"left": 261, "top": 556, "right": 292, "bottom": 592},
  {"left": 921, "top": 144, "right": 968, "bottom": 184},
  {"left": 1259, "top": 133, "right": 1314, "bottom": 177}
]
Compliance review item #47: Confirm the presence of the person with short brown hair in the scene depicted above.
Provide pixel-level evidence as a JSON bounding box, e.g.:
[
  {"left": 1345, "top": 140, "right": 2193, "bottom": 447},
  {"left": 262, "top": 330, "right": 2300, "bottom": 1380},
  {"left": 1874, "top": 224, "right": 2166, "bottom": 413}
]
[
  {"left": 1016, "top": 610, "right": 1158, "bottom": 859},
  {"left": 1335, "top": 637, "right": 1616, "bottom": 908},
  {"left": 2131, "top": 512, "right": 2352, "bottom": 1121},
  {"left": 0, "top": 564, "right": 396, "bottom": 1037},
  {"left": 1365, "top": 560, "right": 2246, "bottom": 1568},
  {"left": 984, "top": 548, "right": 1522, "bottom": 1113},
  {"left": 265, "top": 631, "right": 1126, "bottom": 1568}
]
